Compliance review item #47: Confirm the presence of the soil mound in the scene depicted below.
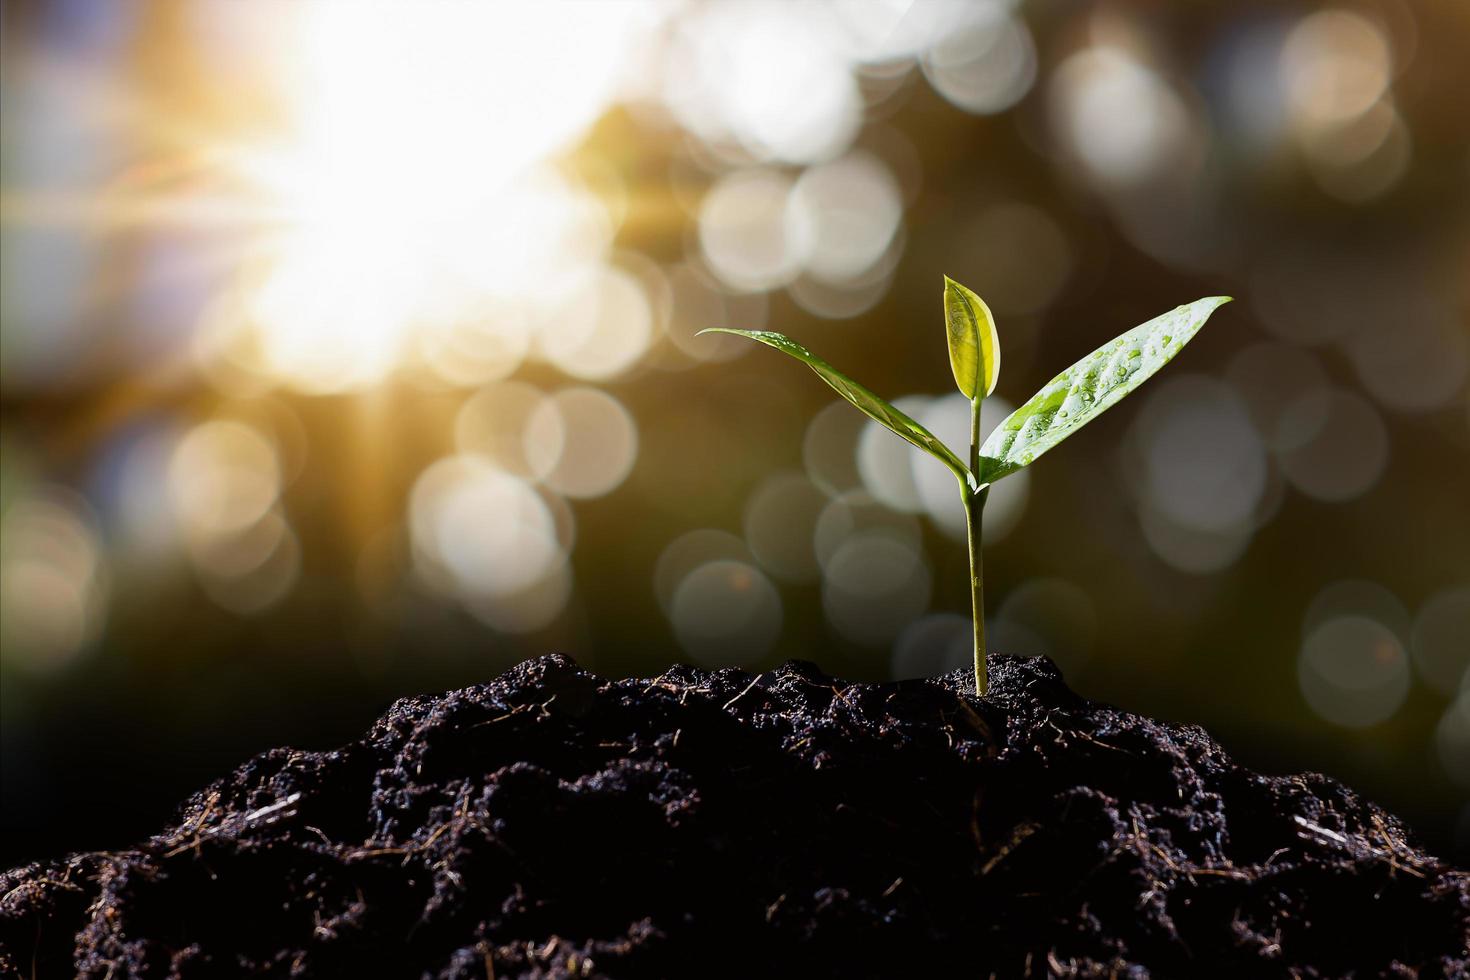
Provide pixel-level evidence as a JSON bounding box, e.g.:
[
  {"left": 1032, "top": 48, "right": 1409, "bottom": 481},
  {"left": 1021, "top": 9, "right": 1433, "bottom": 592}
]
[{"left": 3, "top": 654, "right": 1466, "bottom": 978}]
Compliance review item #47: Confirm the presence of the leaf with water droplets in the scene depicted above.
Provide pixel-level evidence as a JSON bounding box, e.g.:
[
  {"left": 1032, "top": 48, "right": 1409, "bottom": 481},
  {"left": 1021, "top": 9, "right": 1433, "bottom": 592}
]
[
  {"left": 943, "top": 276, "right": 1000, "bottom": 400},
  {"left": 976, "top": 297, "right": 1231, "bottom": 484},
  {"left": 699, "top": 328, "right": 970, "bottom": 485}
]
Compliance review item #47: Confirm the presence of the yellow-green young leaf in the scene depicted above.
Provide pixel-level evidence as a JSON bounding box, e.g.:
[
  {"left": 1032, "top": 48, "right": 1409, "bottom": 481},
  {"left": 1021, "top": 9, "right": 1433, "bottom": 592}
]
[
  {"left": 698, "top": 328, "right": 970, "bottom": 485},
  {"left": 977, "top": 296, "right": 1231, "bottom": 484},
  {"left": 943, "top": 276, "right": 1000, "bottom": 399}
]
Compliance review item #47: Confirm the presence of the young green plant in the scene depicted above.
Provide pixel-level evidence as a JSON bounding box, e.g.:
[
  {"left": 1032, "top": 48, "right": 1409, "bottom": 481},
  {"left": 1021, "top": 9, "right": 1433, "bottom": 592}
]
[{"left": 702, "top": 279, "right": 1231, "bottom": 696}]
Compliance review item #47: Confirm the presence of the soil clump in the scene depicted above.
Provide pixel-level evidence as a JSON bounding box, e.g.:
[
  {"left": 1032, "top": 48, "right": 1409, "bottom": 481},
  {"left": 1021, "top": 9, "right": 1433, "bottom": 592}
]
[{"left": 3, "top": 653, "right": 1466, "bottom": 978}]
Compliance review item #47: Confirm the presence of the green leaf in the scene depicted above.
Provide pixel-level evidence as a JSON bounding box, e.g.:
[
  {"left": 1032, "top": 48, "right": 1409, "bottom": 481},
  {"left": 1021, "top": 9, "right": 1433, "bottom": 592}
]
[
  {"left": 943, "top": 276, "right": 1000, "bottom": 399},
  {"left": 699, "top": 328, "right": 970, "bottom": 485},
  {"left": 977, "top": 296, "right": 1232, "bottom": 484}
]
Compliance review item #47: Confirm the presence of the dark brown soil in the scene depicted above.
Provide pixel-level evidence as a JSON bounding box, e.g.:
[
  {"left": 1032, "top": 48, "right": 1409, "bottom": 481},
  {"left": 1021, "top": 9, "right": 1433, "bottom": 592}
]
[{"left": 2, "top": 653, "right": 1466, "bottom": 978}]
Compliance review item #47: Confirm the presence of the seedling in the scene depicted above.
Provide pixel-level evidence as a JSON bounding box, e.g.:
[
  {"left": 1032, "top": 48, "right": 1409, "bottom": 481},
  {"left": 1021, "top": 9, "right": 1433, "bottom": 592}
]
[{"left": 702, "top": 279, "right": 1230, "bottom": 696}]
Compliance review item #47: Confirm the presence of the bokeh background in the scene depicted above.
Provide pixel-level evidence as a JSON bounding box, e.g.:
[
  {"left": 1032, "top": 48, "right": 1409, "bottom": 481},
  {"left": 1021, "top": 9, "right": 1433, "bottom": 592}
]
[{"left": 2, "top": 0, "right": 1467, "bottom": 868}]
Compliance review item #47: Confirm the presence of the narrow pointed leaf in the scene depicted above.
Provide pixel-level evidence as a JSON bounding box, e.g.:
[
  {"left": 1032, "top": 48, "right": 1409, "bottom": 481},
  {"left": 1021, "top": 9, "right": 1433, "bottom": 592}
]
[
  {"left": 943, "top": 276, "right": 1000, "bottom": 399},
  {"left": 977, "top": 297, "right": 1232, "bottom": 484},
  {"left": 699, "top": 328, "right": 970, "bottom": 484}
]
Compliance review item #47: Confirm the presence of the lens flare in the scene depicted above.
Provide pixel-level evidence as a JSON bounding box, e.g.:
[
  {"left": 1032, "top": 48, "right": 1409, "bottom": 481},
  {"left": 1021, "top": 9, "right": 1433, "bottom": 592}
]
[{"left": 238, "top": 1, "right": 652, "bottom": 391}]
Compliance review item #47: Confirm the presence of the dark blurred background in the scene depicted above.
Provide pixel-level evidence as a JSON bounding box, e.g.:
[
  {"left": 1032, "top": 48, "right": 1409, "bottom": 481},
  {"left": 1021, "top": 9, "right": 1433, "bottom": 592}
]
[{"left": 2, "top": 0, "right": 1467, "bottom": 868}]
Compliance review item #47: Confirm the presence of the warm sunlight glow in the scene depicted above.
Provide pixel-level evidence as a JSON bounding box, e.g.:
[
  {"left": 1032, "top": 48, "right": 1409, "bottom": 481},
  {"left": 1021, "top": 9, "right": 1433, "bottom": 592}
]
[{"left": 245, "top": 1, "right": 653, "bottom": 392}]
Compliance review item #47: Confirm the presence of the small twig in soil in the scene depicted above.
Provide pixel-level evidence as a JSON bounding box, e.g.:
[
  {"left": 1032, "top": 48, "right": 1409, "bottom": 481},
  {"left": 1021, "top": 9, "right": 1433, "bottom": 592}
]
[
  {"left": 419, "top": 821, "right": 453, "bottom": 852},
  {"left": 980, "top": 822, "right": 1040, "bottom": 875},
  {"left": 1292, "top": 816, "right": 1348, "bottom": 845},
  {"left": 829, "top": 683, "right": 860, "bottom": 712},
  {"left": 243, "top": 792, "right": 302, "bottom": 826},
  {"left": 722, "top": 675, "right": 763, "bottom": 712},
  {"left": 343, "top": 846, "right": 409, "bottom": 860},
  {"left": 161, "top": 793, "right": 222, "bottom": 858},
  {"left": 471, "top": 704, "right": 536, "bottom": 729}
]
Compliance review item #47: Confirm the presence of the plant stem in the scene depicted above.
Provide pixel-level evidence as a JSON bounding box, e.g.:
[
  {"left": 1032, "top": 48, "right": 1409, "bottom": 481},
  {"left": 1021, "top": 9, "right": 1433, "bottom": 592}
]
[{"left": 967, "top": 396, "right": 989, "bottom": 696}]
